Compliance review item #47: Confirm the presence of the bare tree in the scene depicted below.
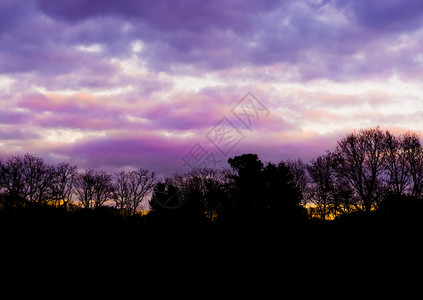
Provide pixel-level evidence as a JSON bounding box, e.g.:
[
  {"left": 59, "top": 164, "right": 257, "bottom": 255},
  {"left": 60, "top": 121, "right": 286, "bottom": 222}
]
[
  {"left": 399, "top": 131, "right": 423, "bottom": 197},
  {"left": 74, "top": 169, "right": 114, "bottom": 210},
  {"left": 21, "top": 154, "right": 54, "bottom": 203},
  {"left": 331, "top": 127, "right": 388, "bottom": 213},
  {"left": 114, "top": 171, "right": 131, "bottom": 214},
  {"left": 384, "top": 132, "right": 413, "bottom": 196},
  {"left": 176, "top": 168, "right": 233, "bottom": 220},
  {"left": 93, "top": 171, "right": 114, "bottom": 209},
  {"left": 307, "top": 154, "right": 334, "bottom": 220},
  {"left": 286, "top": 158, "right": 308, "bottom": 204},
  {"left": 113, "top": 169, "right": 157, "bottom": 216},
  {"left": 74, "top": 169, "right": 95, "bottom": 209},
  {"left": 0, "top": 155, "right": 26, "bottom": 200},
  {"left": 150, "top": 168, "right": 234, "bottom": 221},
  {"left": 50, "top": 162, "right": 77, "bottom": 208}
]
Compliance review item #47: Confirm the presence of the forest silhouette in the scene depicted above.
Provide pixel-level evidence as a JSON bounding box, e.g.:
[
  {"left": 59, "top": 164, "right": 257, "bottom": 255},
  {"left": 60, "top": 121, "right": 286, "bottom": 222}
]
[{"left": 1, "top": 127, "right": 423, "bottom": 240}]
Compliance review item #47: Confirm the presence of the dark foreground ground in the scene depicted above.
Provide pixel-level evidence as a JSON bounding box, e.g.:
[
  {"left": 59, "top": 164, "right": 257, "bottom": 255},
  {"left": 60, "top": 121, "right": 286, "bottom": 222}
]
[
  {"left": 1, "top": 204, "right": 421, "bottom": 296},
  {"left": 1, "top": 204, "right": 421, "bottom": 251}
]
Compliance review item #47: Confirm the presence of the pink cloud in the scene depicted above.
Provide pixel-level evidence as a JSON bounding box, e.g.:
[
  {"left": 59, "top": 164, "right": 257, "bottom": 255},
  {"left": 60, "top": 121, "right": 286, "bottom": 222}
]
[{"left": 2, "top": 0, "right": 423, "bottom": 174}]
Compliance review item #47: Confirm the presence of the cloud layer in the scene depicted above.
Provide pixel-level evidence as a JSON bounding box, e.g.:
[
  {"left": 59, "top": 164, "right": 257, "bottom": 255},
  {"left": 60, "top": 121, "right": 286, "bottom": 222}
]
[{"left": 1, "top": 0, "right": 423, "bottom": 172}]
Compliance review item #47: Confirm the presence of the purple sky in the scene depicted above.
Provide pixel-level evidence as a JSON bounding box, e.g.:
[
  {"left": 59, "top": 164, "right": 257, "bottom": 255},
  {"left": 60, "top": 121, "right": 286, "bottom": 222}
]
[{"left": 1, "top": 0, "right": 423, "bottom": 174}]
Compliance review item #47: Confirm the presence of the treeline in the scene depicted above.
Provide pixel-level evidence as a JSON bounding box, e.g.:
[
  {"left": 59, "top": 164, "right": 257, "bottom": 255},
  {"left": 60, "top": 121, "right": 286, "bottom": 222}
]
[
  {"left": 0, "top": 154, "right": 156, "bottom": 216},
  {"left": 1, "top": 127, "right": 423, "bottom": 226},
  {"left": 306, "top": 127, "right": 423, "bottom": 220},
  {"left": 149, "top": 155, "right": 306, "bottom": 225}
]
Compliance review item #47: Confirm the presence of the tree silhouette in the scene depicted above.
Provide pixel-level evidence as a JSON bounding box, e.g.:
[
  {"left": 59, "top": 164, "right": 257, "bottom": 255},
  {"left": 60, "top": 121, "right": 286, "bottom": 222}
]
[
  {"left": 1, "top": 126, "right": 423, "bottom": 231},
  {"left": 228, "top": 154, "right": 264, "bottom": 220},
  {"left": 150, "top": 178, "right": 186, "bottom": 211},
  {"left": 148, "top": 169, "right": 234, "bottom": 224},
  {"left": 262, "top": 161, "right": 305, "bottom": 222},
  {"left": 149, "top": 177, "right": 204, "bottom": 225},
  {"left": 286, "top": 158, "right": 308, "bottom": 204},
  {"left": 0, "top": 155, "right": 26, "bottom": 203},
  {"left": 50, "top": 162, "right": 77, "bottom": 209},
  {"left": 384, "top": 131, "right": 413, "bottom": 196},
  {"left": 331, "top": 127, "right": 387, "bottom": 213},
  {"left": 307, "top": 154, "right": 335, "bottom": 220},
  {"left": 114, "top": 169, "right": 157, "bottom": 216},
  {"left": 21, "top": 153, "right": 54, "bottom": 203},
  {"left": 227, "top": 154, "right": 305, "bottom": 224},
  {"left": 400, "top": 131, "right": 423, "bottom": 198},
  {"left": 74, "top": 169, "right": 114, "bottom": 210}
]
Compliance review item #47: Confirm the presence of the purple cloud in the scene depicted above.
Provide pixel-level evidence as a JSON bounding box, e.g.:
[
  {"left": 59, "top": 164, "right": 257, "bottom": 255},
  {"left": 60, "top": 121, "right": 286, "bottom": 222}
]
[
  {"left": 2, "top": 0, "right": 422, "bottom": 79},
  {"left": 343, "top": 0, "right": 423, "bottom": 31},
  {"left": 0, "top": 128, "right": 39, "bottom": 140},
  {"left": 56, "top": 131, "right": 194, "bottom": 173},
  {"left": 2, "top": 0, "right": 423, "bottom": 173}
]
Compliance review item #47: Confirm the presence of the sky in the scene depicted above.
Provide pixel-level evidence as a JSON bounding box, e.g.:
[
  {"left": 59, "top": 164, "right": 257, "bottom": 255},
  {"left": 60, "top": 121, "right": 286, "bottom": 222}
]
[{"left": 1, "top": 0, "right": 423, "bottom": 174}]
